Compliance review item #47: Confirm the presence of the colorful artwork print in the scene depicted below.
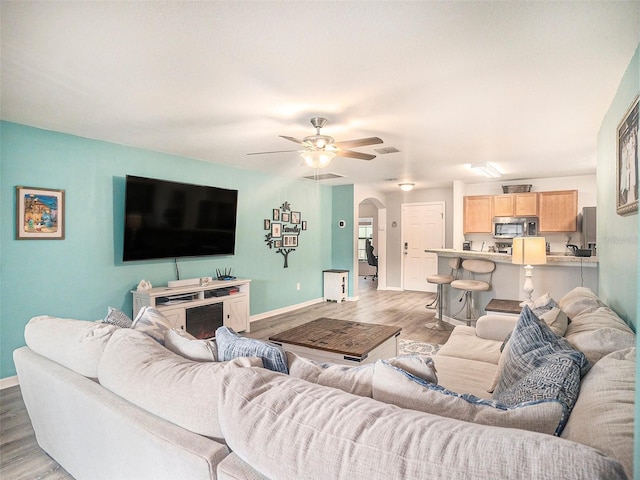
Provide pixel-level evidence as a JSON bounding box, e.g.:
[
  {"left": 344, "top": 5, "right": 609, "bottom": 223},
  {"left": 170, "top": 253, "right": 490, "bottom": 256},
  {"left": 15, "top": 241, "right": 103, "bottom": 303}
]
[{"left": 16, "top": 186, "right": 65, "bottom": 239}]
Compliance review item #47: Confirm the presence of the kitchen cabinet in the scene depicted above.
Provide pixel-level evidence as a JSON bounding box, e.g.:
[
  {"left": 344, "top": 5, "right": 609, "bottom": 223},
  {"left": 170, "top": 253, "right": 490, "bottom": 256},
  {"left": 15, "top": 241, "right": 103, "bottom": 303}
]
[
  {"left": 463, "top": 195, "right": 493, "bottom": 233},
  {"left": 538, "top": 190, "right": 578, "bottom": 232},
  {"left": 493, "top": 193, "right": 538, "bottom": 217}
]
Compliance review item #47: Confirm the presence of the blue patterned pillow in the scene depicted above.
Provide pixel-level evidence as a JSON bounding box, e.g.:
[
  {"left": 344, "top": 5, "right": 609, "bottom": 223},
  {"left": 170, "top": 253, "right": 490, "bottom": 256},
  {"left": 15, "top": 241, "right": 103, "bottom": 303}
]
[
  {"left": 102, "top": 306, "right": 133, "bottom": 328},
  {"left": 216, "top": 326, "right": 288, "bottom": 374},
  {"left": 131, "top": 307, "right": 173, "bottom": 345},
  {"left": 492, "top": 306, "right": 589, "bottom": 434}
]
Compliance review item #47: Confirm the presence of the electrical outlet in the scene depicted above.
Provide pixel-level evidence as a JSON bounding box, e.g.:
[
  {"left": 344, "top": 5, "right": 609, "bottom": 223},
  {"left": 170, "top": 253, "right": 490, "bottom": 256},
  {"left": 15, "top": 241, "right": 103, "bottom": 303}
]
[{"left": 296, "top": 283, "right": 301, "bottom": 291}]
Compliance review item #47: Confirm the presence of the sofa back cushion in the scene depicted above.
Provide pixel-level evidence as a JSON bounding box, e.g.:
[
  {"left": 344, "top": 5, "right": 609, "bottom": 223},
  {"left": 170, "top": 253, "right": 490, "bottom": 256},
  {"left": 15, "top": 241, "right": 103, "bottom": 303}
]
[
  {"left": 561, "top": 347, "right": 636, "bottom": 480},
  {"left": 24, "top": 315, "right": 119, "bottom": 379},
  {"left": 98, "top": 328, "right": 262, "bottom": 441},
  {"left": 564, "top": 306, "right": 636, "bottom": 365},
  {"left": 217, "top": 367, "right": 626, "bottom": 480},
  {"left": 558, "top": 287, "right": 605, "bottom": 319}
]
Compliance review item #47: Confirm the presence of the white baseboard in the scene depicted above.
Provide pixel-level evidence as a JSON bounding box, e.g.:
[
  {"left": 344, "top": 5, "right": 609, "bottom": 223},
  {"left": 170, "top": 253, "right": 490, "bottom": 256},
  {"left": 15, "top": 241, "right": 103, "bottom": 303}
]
[
  {"left": 250, "top": 297, "right": 325, "bottom": 323},
  {"left": 0, "top": 375, "right": 19, "bottom": 390}
]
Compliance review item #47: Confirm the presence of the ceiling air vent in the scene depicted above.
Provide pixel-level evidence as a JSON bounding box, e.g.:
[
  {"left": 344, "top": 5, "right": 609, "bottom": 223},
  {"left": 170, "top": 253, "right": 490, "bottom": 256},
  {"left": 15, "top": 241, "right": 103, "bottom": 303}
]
[
  {"left": 374, "top": 146, "right": 400, "bottom": 154},
  {"left": 303, "top": 173, "right": 346, "bottom": 180}
]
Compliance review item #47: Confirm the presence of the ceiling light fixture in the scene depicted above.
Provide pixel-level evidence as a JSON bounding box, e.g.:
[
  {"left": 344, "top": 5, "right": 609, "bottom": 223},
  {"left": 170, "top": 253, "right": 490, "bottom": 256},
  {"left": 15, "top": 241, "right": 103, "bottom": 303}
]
[
  {"left": 399, "top": 183, "right": 415, "bottom": 191},
  {"left": 300, "top": 150, "right": 336, "bottom": 169},
  {"left": 469, "top": 163, "right": 502, "bottom": 178}
]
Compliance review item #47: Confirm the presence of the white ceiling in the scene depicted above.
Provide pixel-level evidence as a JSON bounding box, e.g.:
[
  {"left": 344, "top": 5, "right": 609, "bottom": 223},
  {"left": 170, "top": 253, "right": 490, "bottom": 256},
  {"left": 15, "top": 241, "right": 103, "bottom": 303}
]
[{"left": 2, "top": 1, "right": 639, "bottom": 192}]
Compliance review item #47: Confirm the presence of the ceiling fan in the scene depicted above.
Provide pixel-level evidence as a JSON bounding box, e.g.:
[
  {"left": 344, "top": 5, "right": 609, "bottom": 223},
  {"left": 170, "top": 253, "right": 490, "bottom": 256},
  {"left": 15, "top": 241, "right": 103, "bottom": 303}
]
[{"left": 247, "top": 117, "right": 383, "bottom": 168}]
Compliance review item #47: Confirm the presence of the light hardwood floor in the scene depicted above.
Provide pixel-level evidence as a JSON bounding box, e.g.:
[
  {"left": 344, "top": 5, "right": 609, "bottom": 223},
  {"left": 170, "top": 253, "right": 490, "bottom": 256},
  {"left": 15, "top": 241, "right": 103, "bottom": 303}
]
[{"left": 0, "top": 278, "right": 451, "bottom": 480}]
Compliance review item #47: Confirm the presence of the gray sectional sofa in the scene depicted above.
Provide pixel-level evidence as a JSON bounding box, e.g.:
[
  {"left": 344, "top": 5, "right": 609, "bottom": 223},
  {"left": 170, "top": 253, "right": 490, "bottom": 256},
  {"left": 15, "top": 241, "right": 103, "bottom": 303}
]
[{"left": 13, "top": 287, "right": 636, "bottom": 479}]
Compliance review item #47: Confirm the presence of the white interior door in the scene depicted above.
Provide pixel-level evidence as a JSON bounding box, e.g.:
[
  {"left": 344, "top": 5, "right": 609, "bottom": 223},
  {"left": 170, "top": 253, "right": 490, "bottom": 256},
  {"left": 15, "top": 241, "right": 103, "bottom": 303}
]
[{"left": 402, "top": 202, "right": 445, "bottom": 292}]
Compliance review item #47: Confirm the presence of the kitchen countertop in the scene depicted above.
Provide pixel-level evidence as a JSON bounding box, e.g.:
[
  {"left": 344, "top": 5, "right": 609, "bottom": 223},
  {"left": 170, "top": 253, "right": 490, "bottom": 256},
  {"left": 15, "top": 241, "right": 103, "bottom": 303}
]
[{"left": 426, "top": 248, "right": 598, "bottom": 266}]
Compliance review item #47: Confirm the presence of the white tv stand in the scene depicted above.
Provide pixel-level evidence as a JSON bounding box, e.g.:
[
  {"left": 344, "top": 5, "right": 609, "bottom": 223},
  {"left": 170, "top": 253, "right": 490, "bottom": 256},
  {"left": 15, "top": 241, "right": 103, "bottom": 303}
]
[{"left": 132, "top": 279, "right": 251, "bottom": 336}]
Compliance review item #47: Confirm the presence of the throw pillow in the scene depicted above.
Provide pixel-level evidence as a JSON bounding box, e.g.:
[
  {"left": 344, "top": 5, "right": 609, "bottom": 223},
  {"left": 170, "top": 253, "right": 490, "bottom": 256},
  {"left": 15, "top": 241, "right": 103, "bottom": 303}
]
[
  {"left": 164, "top": 328, "right": 218, "bottom": 362},
  {"left": 530, "top": 294, "right": 568, "bottom": 336},
  {"left": 372, "top": 360, "right": 565, "bottom": 435},
  {"left": 216, "top": 326, "right": 288, "bottom": 374},
  {"left": 287, "top": 351, "right": 375, "bottom": 396},
  {"left": 491, "top": 306, "right": 590, "bottom": 435},
  {"left": 102, "top": 306, "right": 133, "bottom": 328},
  {"left": 286, "top": 353, "right": 438, "bottom": 398},
  {"left": 131, "top": 306, "right": 173, "bottom": 345},
  {"left": 487, "top": 336, "right": 511, "bottom": 393}
]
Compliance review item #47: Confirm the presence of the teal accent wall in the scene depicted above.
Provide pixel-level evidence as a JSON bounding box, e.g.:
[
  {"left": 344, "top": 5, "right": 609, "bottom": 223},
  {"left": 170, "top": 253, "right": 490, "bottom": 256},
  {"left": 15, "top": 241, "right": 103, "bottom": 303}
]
[
  {"left": 331, "top": 185, "right": 355, "bottom": 296},
  {"left": 596, "top": 42, "right": 639, "bottom": 480},
  {"left": 597, "top": 45, "right": 639, "bottom": 329},
  {"left": 0, "top": 121, "right": 332, "bottom": 378}
]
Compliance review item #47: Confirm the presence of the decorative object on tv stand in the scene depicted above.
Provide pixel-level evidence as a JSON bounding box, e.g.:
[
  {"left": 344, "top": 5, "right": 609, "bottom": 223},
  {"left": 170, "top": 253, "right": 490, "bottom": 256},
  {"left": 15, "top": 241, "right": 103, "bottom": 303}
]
[
  {"left": 264, "top": 201, "right": 305, "bottom": 268},
  {"left": 512, "top": 236, "right": 547, "bottom": 307},
  {"left": 137, "top": 280, "right": 153, "bottom": 292},
  {"left": 15, "top": 186, "right": 65, "bottom": 240}
]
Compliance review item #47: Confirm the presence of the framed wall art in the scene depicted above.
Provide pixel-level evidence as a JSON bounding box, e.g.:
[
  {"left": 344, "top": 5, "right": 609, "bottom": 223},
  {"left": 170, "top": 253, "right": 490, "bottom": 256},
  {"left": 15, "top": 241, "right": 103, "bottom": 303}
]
[
  {"left": 616, "top": 94, "right": 638, "bottom": 216},
  {"left": 16, "top": 186, "right": 65, "bottom": 240}
]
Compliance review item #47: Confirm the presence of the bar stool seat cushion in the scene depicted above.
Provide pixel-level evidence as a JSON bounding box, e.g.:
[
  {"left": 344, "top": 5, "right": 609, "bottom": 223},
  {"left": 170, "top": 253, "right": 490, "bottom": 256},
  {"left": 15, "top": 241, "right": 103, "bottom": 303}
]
[
  {"left": 451, "top": 279, "right": 490, "bottom": 291},
  {"left": 426, "top": 274, "right": 454, "bottom": 285}
]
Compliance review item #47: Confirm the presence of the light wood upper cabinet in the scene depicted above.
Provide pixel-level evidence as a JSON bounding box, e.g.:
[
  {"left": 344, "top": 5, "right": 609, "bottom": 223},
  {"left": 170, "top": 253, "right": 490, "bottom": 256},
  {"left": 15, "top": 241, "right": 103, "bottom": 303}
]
[
  {"left": 492, "top": 195, "right": 514, "bottom": 217},
  {"left": 514, "top": 193, "right": 538, "bottom": 216},
  {"left": 538, "top": 190, "right": 578, "bottom": 232},
  {"left": 493, "top": 193, "right": 538, "bottom": 217},
  {"left": 463, "top": 195, "right": 493, "bottom": 233}
]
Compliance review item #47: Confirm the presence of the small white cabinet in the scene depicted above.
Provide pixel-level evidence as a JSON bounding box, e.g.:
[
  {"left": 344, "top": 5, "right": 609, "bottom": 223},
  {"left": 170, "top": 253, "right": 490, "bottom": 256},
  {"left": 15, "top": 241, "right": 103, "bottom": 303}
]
[
  {"left": 323, "top": 269, "right": 348, "bottom": 303},
  {"left": 132, "top": 279, "right": 251, "bottom": 336}
]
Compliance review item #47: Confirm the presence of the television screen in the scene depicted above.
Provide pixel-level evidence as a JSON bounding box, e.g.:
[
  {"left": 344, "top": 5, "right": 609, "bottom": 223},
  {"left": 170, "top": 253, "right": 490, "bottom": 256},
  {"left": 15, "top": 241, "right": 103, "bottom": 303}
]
[{"left": 123, "top": 175, "right": 238, "bottom": 261}]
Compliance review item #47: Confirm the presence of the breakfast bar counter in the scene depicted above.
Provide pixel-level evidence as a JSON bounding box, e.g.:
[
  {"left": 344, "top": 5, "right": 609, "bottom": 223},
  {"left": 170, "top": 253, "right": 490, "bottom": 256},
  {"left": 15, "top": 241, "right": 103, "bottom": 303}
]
[
  {"left": 426, "top": 249, "right": 598, "bottom": 317},
  {"left": 425, "top": 248, "right": 598, "bottom": 266}
]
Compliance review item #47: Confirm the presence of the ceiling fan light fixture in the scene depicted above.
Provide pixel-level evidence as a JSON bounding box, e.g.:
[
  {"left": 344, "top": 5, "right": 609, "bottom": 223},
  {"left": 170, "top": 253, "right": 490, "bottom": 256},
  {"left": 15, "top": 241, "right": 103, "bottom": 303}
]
[
  {"left": 399, "top": 183, "right": 415, "bottom": 191},
  {"left": 301, "top": 150, "right": 336, "bottom": 169},
  {"left": 469, "top": 162, "right": 502, "bottom": 178}
]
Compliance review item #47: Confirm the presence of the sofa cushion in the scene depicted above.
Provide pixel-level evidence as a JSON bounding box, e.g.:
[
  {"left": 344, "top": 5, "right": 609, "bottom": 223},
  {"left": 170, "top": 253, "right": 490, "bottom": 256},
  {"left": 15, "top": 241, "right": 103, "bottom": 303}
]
[
  {"left": 373, "top": 360, "right": 565, "bottom": 435},
  {"left": 216, "top": 326, "right": 288, "bottom": 374},
  {"left": 98, "top": 328, "right": 262, "bottom": 441},
  {"left": 563, "top": 306, "right": 635, "bottom": 365},
  {"left": 217, "top": 367, "right": 626, "bottom": 480},
  {"left": 101, "top": 306, "right": 133, "bottom": 328},
  {"left": 436, "top": 326, "right": 503, "bottom": 364},
  {"left": 561, "top": 347, "right": 636, "bottom": 480},
  {"left": 131, "top": 306, "right": 173, "bottom": 344},
  {"left": 492, "top": 306, "right": 589, "bottom": 435},
  {"left": 431, "top": 354, "right": 497, "bottom": 399},
  {"left": 558, "top": 287, "right": 604, "bottom": 320},
  {"left": 164, "top": 328, "right": 218, "bottom": 362},
  {"left": 24, "top": 315, "right": 119, "bottom": 379},
  {"left": 286, "top": 352, "right": 437, "bottom": 398}
]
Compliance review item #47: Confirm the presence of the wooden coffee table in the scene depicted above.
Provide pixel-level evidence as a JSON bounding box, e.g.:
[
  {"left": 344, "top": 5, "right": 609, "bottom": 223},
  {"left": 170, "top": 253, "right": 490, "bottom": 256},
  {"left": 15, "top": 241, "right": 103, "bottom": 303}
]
[{"left": 269, "top": 318, "right": 401, "bottom": 365}]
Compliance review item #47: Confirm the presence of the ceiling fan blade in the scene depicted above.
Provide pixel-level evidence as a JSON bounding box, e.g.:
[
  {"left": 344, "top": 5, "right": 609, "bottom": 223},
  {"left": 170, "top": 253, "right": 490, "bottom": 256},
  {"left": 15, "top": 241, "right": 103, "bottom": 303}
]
[
  {"left": 247, "top": 149, "right": 298, "bottom": 155},
  {"left": 333, "top": 137, "right": 383, "bottom": 149},
  {"left": 337, "top": 150, "right": 376, "bottom": 161},
  {"left": 279, "top": 135, "right": 308, "bottom": 146}
]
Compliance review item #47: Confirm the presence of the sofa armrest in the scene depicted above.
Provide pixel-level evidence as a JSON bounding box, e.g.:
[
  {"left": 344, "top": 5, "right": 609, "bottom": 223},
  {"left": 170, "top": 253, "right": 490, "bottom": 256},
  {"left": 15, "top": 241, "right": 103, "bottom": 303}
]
[{"left": 475, "top": 315, "right": 518, "bottom": 341}]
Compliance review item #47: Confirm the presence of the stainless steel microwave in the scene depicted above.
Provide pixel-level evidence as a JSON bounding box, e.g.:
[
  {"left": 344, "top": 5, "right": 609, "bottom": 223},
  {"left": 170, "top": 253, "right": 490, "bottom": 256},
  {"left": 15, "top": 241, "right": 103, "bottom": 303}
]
[{"left": 492, "top": 216, "right": 538, "bottom": 239}]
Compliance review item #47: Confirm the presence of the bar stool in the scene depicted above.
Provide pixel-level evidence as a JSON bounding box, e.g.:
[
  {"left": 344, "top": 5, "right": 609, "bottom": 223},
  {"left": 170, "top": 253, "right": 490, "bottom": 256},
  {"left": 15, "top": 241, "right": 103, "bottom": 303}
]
[
  {"left": 425, "top": 257, "right": 461, "bottom": 330},
  {"left": 450, "top": 259, "right": 495, "bottom": 326}
]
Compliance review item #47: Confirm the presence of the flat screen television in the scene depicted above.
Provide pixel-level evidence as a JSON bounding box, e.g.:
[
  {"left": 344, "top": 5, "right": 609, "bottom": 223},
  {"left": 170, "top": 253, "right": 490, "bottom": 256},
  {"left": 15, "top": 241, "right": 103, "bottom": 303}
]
[{"left": 123, "top": 175, "right": 238, "bottom": 261}]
